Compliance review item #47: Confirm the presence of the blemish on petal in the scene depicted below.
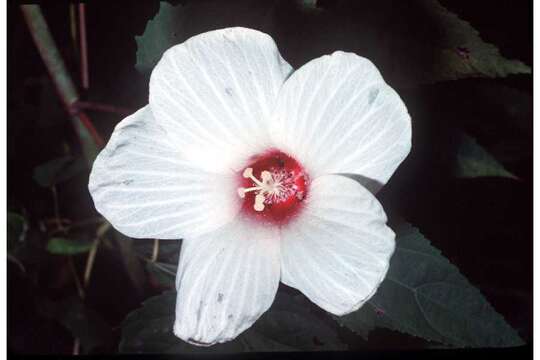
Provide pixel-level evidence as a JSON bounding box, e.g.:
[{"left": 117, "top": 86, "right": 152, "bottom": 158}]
[
  {"left": 368, "top": 88, "right": 379, "bottom": 105},
  {"left": 188, "top": 338, "right": 211, "bottom": 346},
  {"left": 225, "top": 87, "right": 233, "bottom": 96},
  {"left": 217, "top": 293, "right": 224, "bottom": 303},
  {"left": 196, "top": 300, "right": 203, "bottom": 321}
]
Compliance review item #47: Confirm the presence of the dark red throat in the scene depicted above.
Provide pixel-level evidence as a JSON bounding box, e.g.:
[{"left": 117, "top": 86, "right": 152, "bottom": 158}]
[{"left": 238, "top": 149, "right": 309, "bottom": 225}]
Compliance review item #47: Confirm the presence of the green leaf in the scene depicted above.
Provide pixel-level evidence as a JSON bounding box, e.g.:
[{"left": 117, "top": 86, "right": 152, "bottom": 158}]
[
  {"left": 455, "top": 133, "right": 518, "bottom": 179},
  {"left": 135, "top": 0, "right": 276, "bottom": 75},
  {"left": 33, "top": 156, "right": 87, "bottom": 187},
  {"left": 135, "top": 2, "right": 185, "bottom": 74},
  {"left": 335, "top": 220, "right": 524, "bottom": 347},
  {"left": 134, "top": 0, "right": 530, "bottom": 86},
  {"left": 420, "top": 0, "right": 531, "bottom": 83},
  {"left": 120, "top": 291, "right": 346, "bottom": 353},
  {"left": 47, "top": 237, "right": 93, "bottom": 255}
]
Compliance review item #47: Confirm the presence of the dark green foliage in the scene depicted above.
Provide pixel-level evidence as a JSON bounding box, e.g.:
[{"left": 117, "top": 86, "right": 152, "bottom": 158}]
[
  {"left": 336, "top": 221, "right": 524, "bottom": 347},
  {"left": 135, "top": 0, "right": 530, "bottom": 86}
]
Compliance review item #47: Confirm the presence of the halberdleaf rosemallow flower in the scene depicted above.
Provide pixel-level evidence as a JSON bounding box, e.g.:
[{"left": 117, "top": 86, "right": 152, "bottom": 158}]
[{"left": 89, "top": 27, "right": 411, "bottom": 346}]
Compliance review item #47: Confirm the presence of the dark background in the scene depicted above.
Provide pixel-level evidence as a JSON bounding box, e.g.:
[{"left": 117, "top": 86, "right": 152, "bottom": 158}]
[{"left": 7, "top": 0, "right": 532, "bottom": 354}]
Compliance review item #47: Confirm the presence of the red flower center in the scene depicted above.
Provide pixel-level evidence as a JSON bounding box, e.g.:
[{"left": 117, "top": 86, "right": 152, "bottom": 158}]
[{"left": 237, "top": 149, "right": 309, "bottom": 225}]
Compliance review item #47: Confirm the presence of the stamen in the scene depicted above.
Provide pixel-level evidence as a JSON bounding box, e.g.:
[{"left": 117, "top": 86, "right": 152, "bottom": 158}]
[
  {"left": 237, "top": 150, "right": 309, "bottom": 223},
  {"left": 238, "top": 167, "right": 290, "bottom": 211},
  {"left": 260, "top": 171, "right": 272, "bottom": 183},
  {"left": 254, "top": 194, "right": 265, "bottom": 211},
  {"left": 237, "top": 186, "right": 261, "bottom": 198},
  {"left": 242, "top": 167, "right": 264, "bottom": 186}
]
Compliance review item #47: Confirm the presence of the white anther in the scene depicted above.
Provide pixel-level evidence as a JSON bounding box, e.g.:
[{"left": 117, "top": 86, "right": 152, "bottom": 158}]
[
  {"left": 237, "top": 188, "right": 246, "bottom": 198},
  {"left": 238, "top": 167, "right": 290, "bottom": 212},
  {"left": 254, "top": 194, "right": 266, "bottom": 212},
  {"left": 260, "top": 171, "right": 272, "bottom": 183},
  {"left": 242, "top": 168, "right": 253, "bottom": 178},
  {"left": 242, "top": 167, "right": 264, "bottom": 186}
]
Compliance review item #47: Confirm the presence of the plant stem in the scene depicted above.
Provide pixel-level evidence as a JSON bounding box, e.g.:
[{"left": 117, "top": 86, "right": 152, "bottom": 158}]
[
  {"left": 20, "top": 4, "right": 100, "bottom": 164},
  {"left": 7, "top": 254, "right": 26, "bottom": 274},
  {"left": 50, "top": 185, "right": 66, "bottom": 234},
  {"left": 83, "top": 237, "right": 100, "bottom": 287},
  {"left": 78, "top": 3, "right": 89, "bottom": 89},
  {"left": 68, "top": 256, "right": 85, "bottom": 299},
  {"left": 150, "top": 239, "right": 160, "bottom": 263},
  {"left": 75, "top": 101, "right": 133, "bottom": 117},
  {"left": 69, "top": 4, "right": 77, "bottom": 53}
]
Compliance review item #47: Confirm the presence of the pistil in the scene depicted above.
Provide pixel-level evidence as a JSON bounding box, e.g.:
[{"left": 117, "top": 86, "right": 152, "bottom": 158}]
[{"left": 237, "top": 149, "right": 309, "bottom": 224}]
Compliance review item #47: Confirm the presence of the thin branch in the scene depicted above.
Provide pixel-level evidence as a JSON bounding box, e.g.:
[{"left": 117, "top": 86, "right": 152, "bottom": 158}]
[
  {"left": 20, "top": 5, "right": 101, "bottom": 163},
  {"left": 96, "top": 221, "right": 111, "bottom": 238},
  {"left": 151, "top": 262, "right": 177, "bottom": 277},
  {"left": 81, "top": 222, "right": 109, "bottom": 294},
  {"left": 135, "top": 253, "right": 177, "bottom": 277},
  {"left": 7, "top": 254, "right": 26, "bottom": 274},
  {"left": 83, "top": 237, "right": 100, "bottom": 287},
  {"left": 69, "top": 4, "right": 77, "bottom": 53},
  {"left": 77, "top": 110, "right": 104, "bottom": 147},
  {"left": 78, "top": 3, "right": 89, "bottom": 89},
  {"left": 68, "top": 256, "right": 85, "bottom": 299},
  {"left": 150, "top": 239, "right": 160, "bottom": 263},
  {"left": 75, "top": 101, "right": 133, "bottom": 117},
  {"left": 50, "top": 185, "right": 67, "bottom": 233}
]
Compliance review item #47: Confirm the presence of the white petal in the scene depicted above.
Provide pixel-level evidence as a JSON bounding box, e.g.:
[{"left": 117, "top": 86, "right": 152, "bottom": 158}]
[
  {"left": 174, "top": 217, "right": 280, "bottom": 346},
  {"left": 149, "top": 27, "right": 293, "bottom": 173},
  {"left": 88, "top": 106, "right": 240, "bottom": 239},
  {"left": 280, "top": 174, "right": 395, "bottom": 315},
  {"left": 270, "top": 51, "right": 411, "bottom": 188}
]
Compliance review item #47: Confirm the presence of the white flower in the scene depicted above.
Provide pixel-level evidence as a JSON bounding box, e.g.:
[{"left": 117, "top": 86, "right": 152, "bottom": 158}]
[{"left": 88, "top": 27, "right": 411, "bottom": 346}]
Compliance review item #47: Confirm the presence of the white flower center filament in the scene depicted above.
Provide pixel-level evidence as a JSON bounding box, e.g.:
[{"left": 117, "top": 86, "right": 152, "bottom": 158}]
[{"left": 237, "top": 167, "right": 288, "bottom": 212}]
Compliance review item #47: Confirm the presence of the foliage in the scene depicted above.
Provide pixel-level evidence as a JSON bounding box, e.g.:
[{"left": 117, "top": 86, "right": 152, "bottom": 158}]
[
  {"left": 46, "top": 237, "right": 93, "bottom": 255},
  {"left": 135, "top": 0, "right": 530, "bottom": 86},
  {"left": 335, "top": 221, "right": 524, "bottom": 347},
  {"left": 455, "top": 133, "right": 518, "bottom": 179}
]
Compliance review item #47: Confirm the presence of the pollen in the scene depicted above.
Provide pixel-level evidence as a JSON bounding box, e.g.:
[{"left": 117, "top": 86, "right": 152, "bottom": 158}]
[{"left": 237, "top": 149, "right": 309, "bottom": 224}]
